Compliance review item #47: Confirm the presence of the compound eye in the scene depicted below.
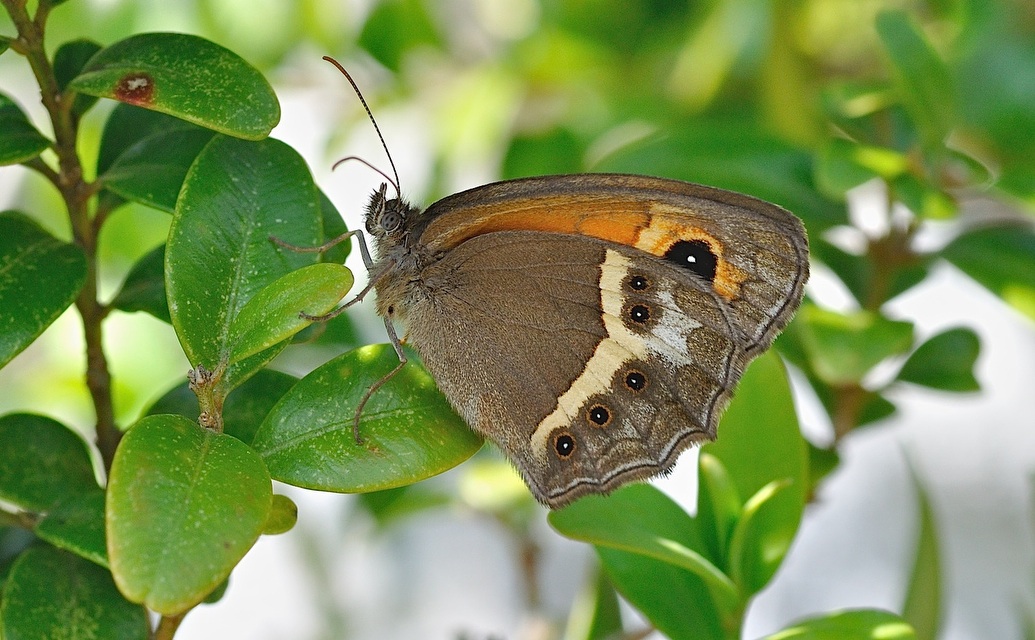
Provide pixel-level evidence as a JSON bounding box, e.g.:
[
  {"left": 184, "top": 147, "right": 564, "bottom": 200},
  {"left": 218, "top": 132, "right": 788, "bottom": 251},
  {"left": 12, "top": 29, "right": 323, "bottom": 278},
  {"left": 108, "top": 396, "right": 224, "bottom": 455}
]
[{"left": 380, "top": 206, "right": 403, "bottom": 232}]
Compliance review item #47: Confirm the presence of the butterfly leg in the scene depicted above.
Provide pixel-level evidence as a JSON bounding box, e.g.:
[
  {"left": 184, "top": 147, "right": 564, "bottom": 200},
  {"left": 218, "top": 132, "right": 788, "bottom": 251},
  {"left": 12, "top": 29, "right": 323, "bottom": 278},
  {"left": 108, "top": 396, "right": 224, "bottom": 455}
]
[{"left": 350, "top": 316, "right": 408, "bottom": 443}]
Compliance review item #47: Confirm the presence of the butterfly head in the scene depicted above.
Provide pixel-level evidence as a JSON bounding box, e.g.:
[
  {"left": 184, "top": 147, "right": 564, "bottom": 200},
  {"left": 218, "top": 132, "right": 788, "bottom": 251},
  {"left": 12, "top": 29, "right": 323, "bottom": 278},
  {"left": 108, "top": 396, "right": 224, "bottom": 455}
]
[{"left": 365, "top": 182, "right": 419, "bottom": 240}]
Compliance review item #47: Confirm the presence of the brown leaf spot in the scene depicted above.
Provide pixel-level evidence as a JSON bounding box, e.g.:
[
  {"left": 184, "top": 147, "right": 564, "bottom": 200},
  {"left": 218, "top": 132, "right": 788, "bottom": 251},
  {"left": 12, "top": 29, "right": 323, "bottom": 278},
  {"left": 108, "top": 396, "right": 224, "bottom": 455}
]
[{"left": 115, "top": 72, "right": 155, "bottom": 105}]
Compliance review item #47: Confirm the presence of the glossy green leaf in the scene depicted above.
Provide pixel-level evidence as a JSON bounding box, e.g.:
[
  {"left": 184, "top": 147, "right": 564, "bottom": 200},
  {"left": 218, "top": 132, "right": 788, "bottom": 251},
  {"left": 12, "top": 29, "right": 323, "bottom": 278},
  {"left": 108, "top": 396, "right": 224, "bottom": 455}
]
[
  {"left": 69, "top": 32, "right": 279, "bottom": 139},
  {"left": 0, "top": 413, "right": 97, "bottom": 512},
  {"left": 942, "top": 224, "right": 1035, "bottom": 322},
  {"left": 253, "top": 343, "right": 483, "bottom": 493},
  {"left": 876, "top": 11, "right": 955, "bottom": 147},
  {"left": 166, "top": 136, "right": 322, "bottom": 386},
  {"left": 53, "top": 39, "right": 103, "bottom": 117},
  {"left": 226, "top": 262, "right": 354, "bottom": 365},
  {"left": 106, "top": 414, "right": 272, "bottom": 614},
  {"left": 35, "top": 489, "right": 108, "bottom": 568},
  {"left": 796, "top": 305, "right": 915, "bottom": 385},
  {"left": 145, "top": 369, "right": 298, "bottom": 446},
  {"left": 0, "top": 212, "right": 88, "bottom": 367},
  {"left": 96, "top": 103, "right": 204, "bottom": 175},
  {"left": 903, "top": 473, "right": 943, "bottom": 640},
  {"left": 101, "top": 127, "right": 217, "bottom": 212},
  {"left": 0, "top": 546, "right": 148, "bottom": 640},
  {"left": 702, "top": 351, "right": 807, "bottom": 590},
  {"left": 109, "top": 243, "right": 168, "bottom": 322},
  {"left": 0, "top": 93, "right": 51, "bottom": 165},
  {"left": 563, "top": 568, "right": 623, "bottom": 640},
  {"left": 595, "top": 122, "right": 846, "bottom": 233},
  {"left": 694, "top": 452, "right": 742, "bottom": 565},
  {"left": 762, "top": 608, "right": 916, "bottom": 639},
  {"left": 549, "top": 484, "right": 738, "bottom": 615},
  {"left": 263, "top": 494, "right": 298, "bottom": 535},
  {"left": 596, "top": 546, "right": 725, "bottom": 640},
  {"left": 317, "top": 188, "right": 351, "bottom": 265},
  {"left": 727, "top": 478, "right": 794, "bottom": 596},
  {"left": 896, "top": 327, "right": 980, "bottom": 392}
]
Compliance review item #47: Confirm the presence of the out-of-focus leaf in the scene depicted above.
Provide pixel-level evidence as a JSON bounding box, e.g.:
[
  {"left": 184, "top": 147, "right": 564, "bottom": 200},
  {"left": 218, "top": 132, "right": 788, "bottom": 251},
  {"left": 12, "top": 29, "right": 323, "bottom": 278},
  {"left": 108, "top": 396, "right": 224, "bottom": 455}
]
[
  {"left": 761, "top": 608, "right": 915, "bottom": 639},
  {"left": 109, "top": 244, "right": 169, "bottom": 322},
  {"left": 943, "top": 224, "right": 1035, "bottom": 321},
  {"left": 903, "top": 471, "right": 943, "bottom": 640},
  {"left": 896, "top": 327, "right": 980, "bottom": 392},
  {"left": 876, "top": 11, "right": 955, "bottom": 147}
]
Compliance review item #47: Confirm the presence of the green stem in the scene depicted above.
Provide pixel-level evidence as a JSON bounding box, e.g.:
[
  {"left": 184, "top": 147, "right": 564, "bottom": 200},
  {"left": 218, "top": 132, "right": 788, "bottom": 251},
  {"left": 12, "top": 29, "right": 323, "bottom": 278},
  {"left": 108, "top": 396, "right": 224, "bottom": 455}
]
[
  {"left": 3, "top": 0, "right": 122, "bottom": 469},
  {"left": 152, "top": 613, "right": 186, "bottom": 640}
]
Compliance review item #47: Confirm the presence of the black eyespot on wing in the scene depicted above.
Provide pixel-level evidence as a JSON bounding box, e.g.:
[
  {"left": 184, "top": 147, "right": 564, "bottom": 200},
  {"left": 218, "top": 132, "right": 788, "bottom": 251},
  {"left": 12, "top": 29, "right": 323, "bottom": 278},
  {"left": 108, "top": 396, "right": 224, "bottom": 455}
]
[
  {"left": 587, "top": 404, "right": 611, "bottom": 427},
  {"left": 666, "top": 239, "right": 717, "bottom": 282},
  {"left": 554, "top": 433, "right": 576, "bottom": 458},
  {"left": 629, "top": 274, "right": 649, "bottom": 291},
  {"left": 629, "top": 304, "right": 650, "bottom": 324},
  {"left": 624, "top": 369, "right": 647, "bottom": 392}
]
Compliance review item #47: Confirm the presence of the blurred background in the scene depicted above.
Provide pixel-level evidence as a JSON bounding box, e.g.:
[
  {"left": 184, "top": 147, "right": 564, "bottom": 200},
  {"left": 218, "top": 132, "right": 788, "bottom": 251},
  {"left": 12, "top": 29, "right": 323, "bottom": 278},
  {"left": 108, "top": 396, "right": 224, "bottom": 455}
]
[{"left": 2, "top": 0, "right": 1035, "bottom": 638}]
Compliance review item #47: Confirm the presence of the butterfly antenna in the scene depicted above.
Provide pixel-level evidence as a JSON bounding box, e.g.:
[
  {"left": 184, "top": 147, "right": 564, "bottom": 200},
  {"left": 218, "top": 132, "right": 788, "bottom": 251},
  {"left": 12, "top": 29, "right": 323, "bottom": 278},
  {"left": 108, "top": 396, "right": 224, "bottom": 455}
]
[{"left": 322, "top": 56, "right": 401, "bottom": 199}]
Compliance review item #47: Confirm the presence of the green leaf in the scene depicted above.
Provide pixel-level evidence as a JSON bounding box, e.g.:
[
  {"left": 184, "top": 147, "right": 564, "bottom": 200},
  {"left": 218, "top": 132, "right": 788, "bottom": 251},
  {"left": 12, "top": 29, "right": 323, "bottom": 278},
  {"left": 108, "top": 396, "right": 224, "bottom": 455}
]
[
  {"left": 596, "top": 546, "right": 725, "bottom": 640},
  {"left": 263, "top": 494, "right": 298, "bottom": 535},
  {"left": 0, "top": 93, "right": 51, "bottom": 165},
  {"left": 702, "top": 351, "right": 807, "bottom": 590},
  {"left": 0, "top": 546, "right": 148, "bottom": 640},
  {"left": 549, "top": 484, "right": 738, "bottom": 615},
  {"left": 166, "top": 136, "right": 323, "bottom": 387},
  {"left": 796, "top": 305, "right": 915, "bottom": 385},
  {"left": 942, "top": 224, "right": 1035, "bottom": 322},
  {"left": 762, "top": 608, "right": 916, "bottom": 639},
  {"left": 811, "top": 238, "right": 929, "bottom": 307},
  {"left": 69, "top": 32, "right": 279, "bottom": 139},
  {"left": 34, "top": 489, "right": 108, "bottom": 568},
  {"left": 595, "top": 121, "right": 846, "bottom": 233},
  {"left": 252, "top": 344, "right": 483, "bottom": 493},
  {"left": 317, "top": 188, "right": 351, "bottom": 265},
  {"left": 109, "top": 243, "right": 169, "bottom": 322},
  {"left": 106, "top": 414, "right": 272, "bottom": 614},
  {"left": 0, "top": 413, "right": 97, "bottom": 512},
  {"left": 53, "top": 39, "right": 103, "bottom": 118},
  {"left": 876, "top": 11, "right": 955, "bottom": 147},
  {"left": 502, "top": 128, "right": 587, "bottom": 179},
  {"left": 896, "top": 327, "right": 980, "bottom": 392},
  {"left": 101, "top": 127, "right": 217, "bottom": 212},
  {"left": 902, "top": 472, "right": 943, "bottom": 640},
  {"left": 563, "top": 568, "right": 623, "bottom": 640},
  {"left": 358, "top": 0, "right": 443, "bottom": 72},
  {"left": 727, "top": 478, "right": 794, "bottom": 596},
  {"left": 145, "top": 369, "right": 298, "bottom": 446},
  {"left": 695, "top": 452, "right": 742, "bottom": 565},
  {"left": 96, "top": 103, "right": 203, "bottom": 176},
  {"left": 815, "top": 137, "right": 910, "bottom": 198},
  {"left": 226, "top": 262, "right": 354, "bottom": 364},
  {"left": 0, "top": 212, "right": 88, "bottom": 367}
]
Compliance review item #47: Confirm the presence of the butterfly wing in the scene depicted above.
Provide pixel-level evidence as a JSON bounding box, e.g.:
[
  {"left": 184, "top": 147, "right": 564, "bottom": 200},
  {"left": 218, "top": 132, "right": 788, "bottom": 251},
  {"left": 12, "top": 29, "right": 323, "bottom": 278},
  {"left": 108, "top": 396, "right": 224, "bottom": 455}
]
[
  {"left": 404, "top": 231, "right": 745, "bottom": 507},
  {"left": 416, "top": 174, "right": 809, "bottom": 353}
]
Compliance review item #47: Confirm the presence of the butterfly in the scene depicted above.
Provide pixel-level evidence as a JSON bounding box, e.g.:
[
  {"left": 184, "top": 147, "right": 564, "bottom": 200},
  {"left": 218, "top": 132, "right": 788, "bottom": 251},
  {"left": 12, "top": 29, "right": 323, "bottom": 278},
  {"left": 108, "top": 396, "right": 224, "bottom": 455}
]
[{"left": 319, "top": 58, "right": 809, "bottom": 508}]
